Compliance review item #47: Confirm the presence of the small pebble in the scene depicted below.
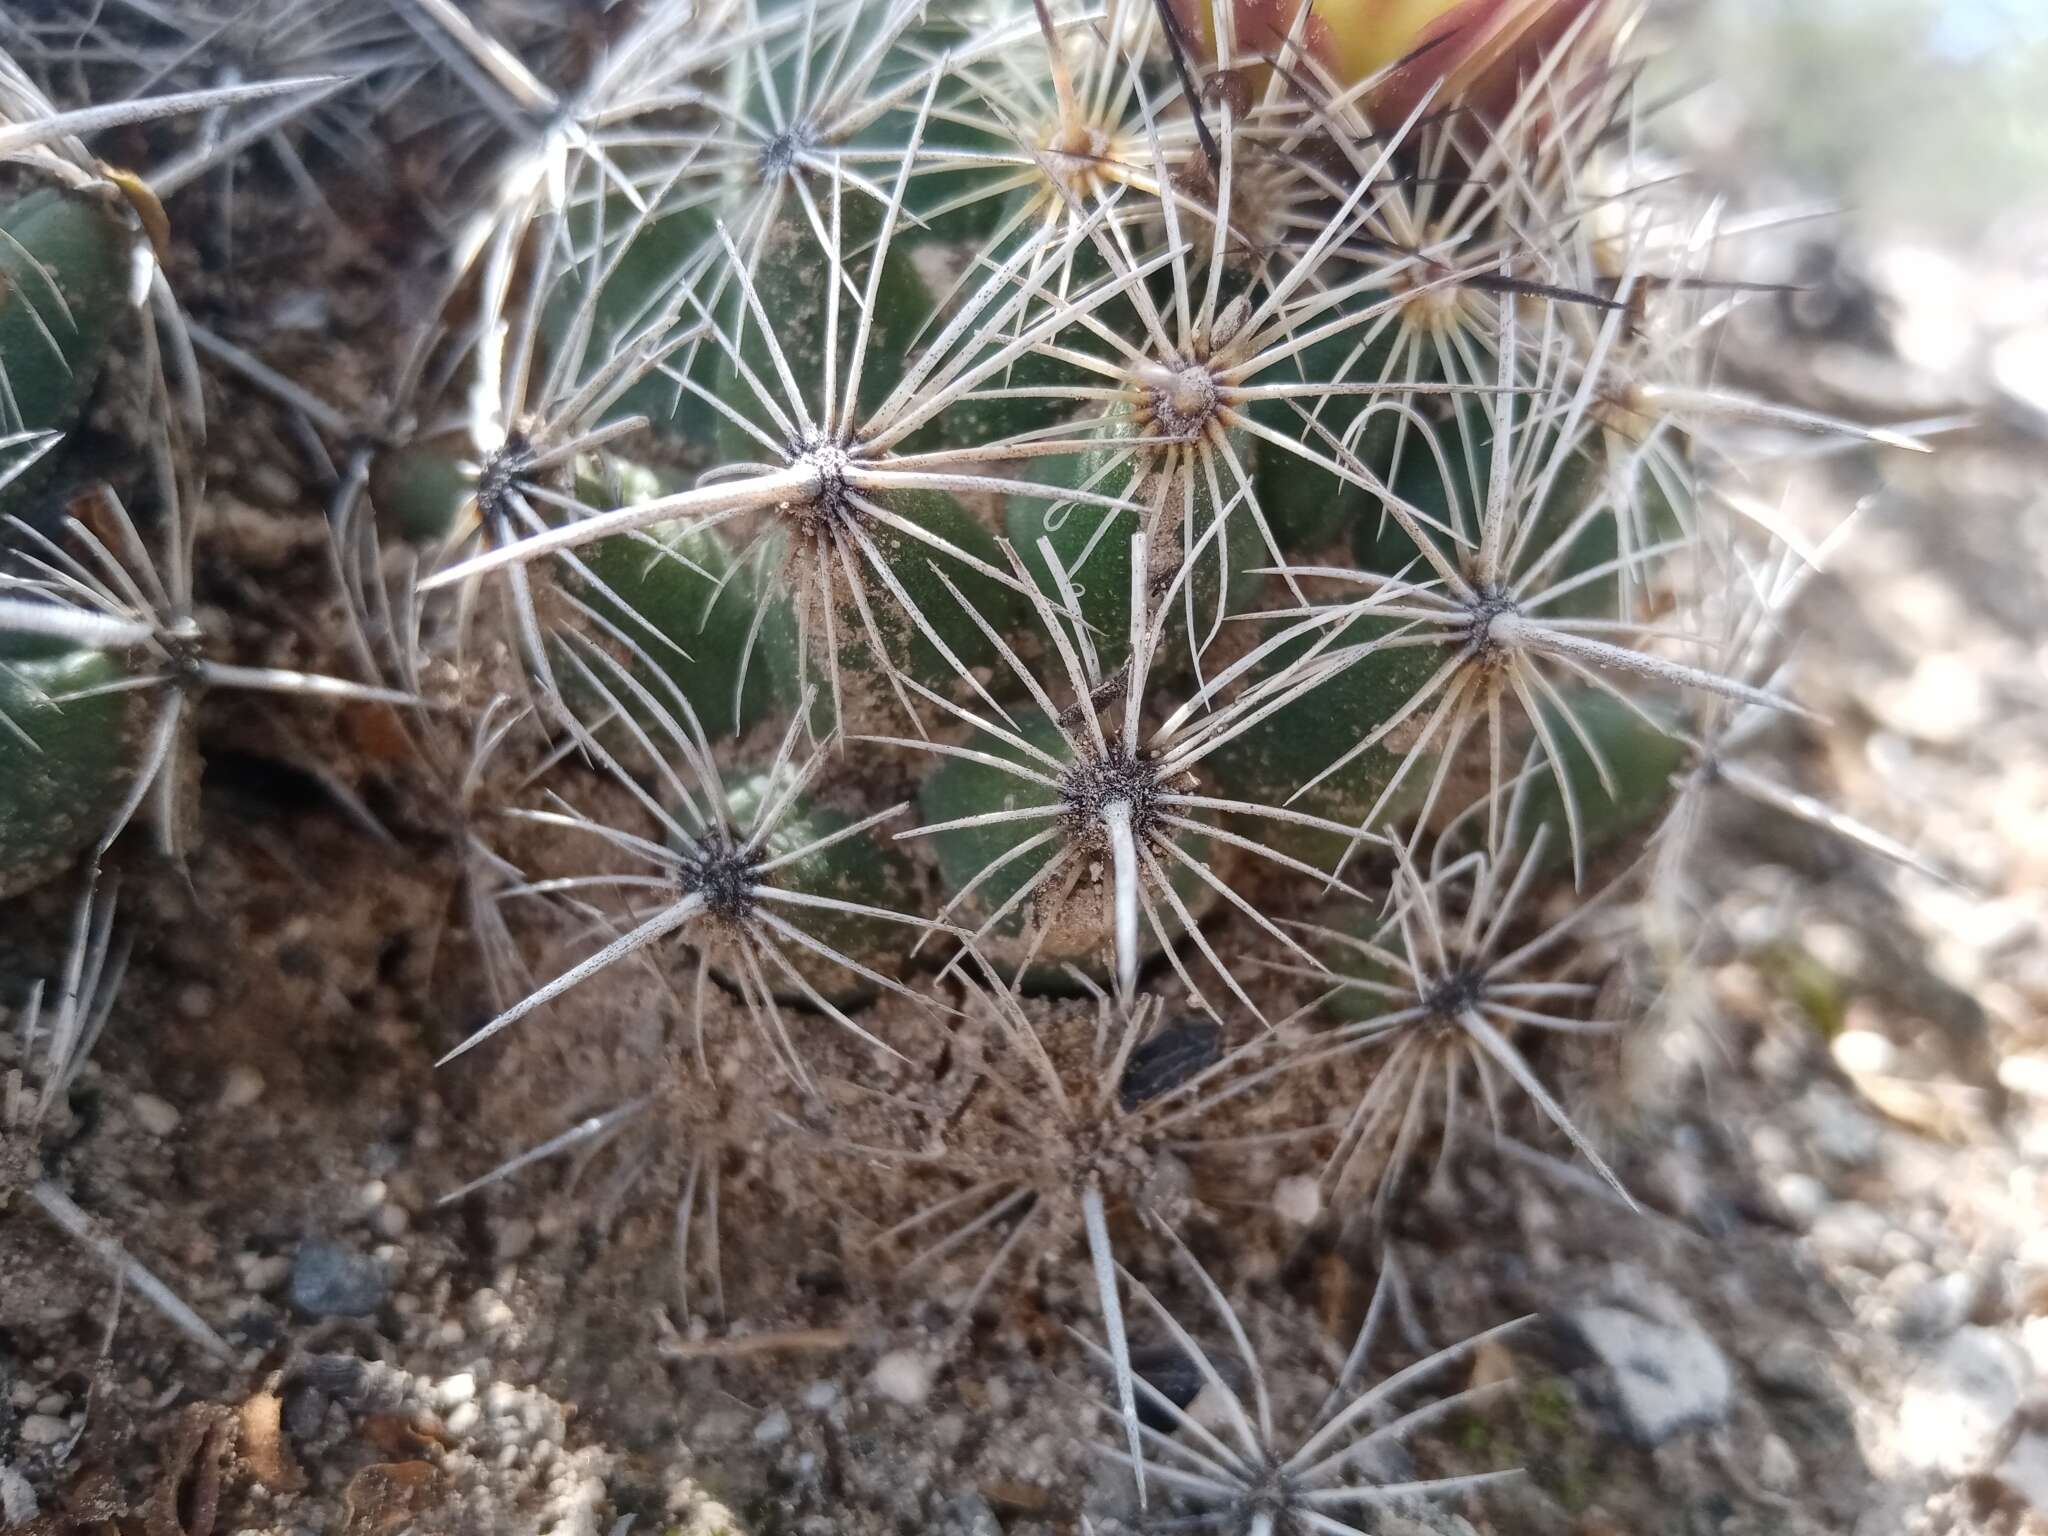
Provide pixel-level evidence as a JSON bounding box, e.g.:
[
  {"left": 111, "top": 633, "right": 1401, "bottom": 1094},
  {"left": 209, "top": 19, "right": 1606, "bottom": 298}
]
[
  {"left": 1804, "top": 1089, "right": 1883, "bottom": 1168},
  {"left": 1758, "top": 1433, "right": 1800, "bottom": 1493},
  {"left": 131, "top": 1093, "right": 181, "bottom": 1137},
  {"left": 1272, "top": 1175, "right": 1321, "bottom": 1225},
  {"left": 33, "top": 1394, "right": 66, "bottom": 1416},
  {"left": 445, "top": 1401, "right": 482, "bottom": 1436},
  {"left": 2000, "top": 1054, "right": 2048, "bottom": 1102},
  {"left": 1893, "top": 1271, "right": 1974, "bottom": 1340},
  {"left": 870, "top": 1350, "right": 934, "bottom": 1407},
  {"left": 1897, "top": 1327, "right": 2030, "bottom": 1477},
  {"left": 1997, "top": 1431, "right": 2048, "bottom": 1516},
  {"left": 18, "top": 1414, "right": 70, "bottom": 1446},
  {"left": 1810, "top": 1202, "right": 1892, "bottom": 1270},
  {"left": 1832, "top": 1028, "right": 1896, "bottom": 1077},
  {"left": 372, "top": 1204, "right": 411, "bottom": 1239},
  {"left": 1567, "top": 1300, "right": 1733, "bottom": 1446},
  {"left": 753, "top": 1408, "right": 791, "bottom": 1445},
  {"left": 245, "top": 463, "right": 303, "bottom": 508},
  {"left": 940, "top": 1492, "right": 1002, "bottom": 1535},
  {"left": 434, "top": 1373, "right": 478, "bottom": 1409},
  {"left": 1754, "top": 1339, "right": 1838, "bottom": 1401},
  {"left": 1773, "top": 1173, "right": 1829, "bottom": 1229},
  {"left": 244, "top": 1254, "right": 292, "bottom": 1294},
  {"left": 218, "top": 1066, "right": 265, "bottom": 1110},
  {"left": 494, "top": 1218, "right": 535, "bottom": 1262},
  {"left": 0, "top": 1466, "right": 36, "bottom": 1525},
  {"left": 801, "top": 1381, "right": 839, "bottom": 1411},
  {"left": 288, "top": 1241, "right": 390, "bottom": 1319},
  {"left": 693, "top": 1408, "right": 751, "bottom": 1445},
  {"left": 471, "top": 1294, "right": 516, "bottom": 1343}
]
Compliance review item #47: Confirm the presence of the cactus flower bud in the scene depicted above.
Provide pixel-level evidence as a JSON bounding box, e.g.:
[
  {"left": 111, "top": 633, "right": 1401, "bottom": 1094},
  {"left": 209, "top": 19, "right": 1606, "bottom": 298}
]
[{"left": 1174, "top": 0, "right": 1610, "bottom": 123}]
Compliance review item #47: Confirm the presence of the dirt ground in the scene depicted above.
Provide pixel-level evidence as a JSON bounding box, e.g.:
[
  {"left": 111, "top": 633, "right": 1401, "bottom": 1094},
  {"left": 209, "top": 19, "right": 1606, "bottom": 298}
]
[{"left": 6, "top": 29, "right": 2048, "bottom": 1536}]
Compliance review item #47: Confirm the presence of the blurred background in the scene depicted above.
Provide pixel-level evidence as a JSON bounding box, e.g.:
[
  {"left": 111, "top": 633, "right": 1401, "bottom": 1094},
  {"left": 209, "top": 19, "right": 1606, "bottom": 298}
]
[
  {"left": 1607, "top": 6, "right": 2048, "bottom": 1524},
  {"left": 1667, "top": 0, "right": 2048, "bottom": 427}
]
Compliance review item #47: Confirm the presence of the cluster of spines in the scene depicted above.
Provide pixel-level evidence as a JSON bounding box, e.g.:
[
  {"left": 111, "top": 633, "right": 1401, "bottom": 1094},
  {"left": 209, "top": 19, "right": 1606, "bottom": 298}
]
[{"left": 0, "top": 0, "right": 1942, "bottom": 1524}]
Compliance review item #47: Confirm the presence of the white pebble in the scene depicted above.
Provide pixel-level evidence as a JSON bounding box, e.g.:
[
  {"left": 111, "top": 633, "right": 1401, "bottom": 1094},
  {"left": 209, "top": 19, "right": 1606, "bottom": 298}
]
[
  {"left": 801, "top": 1381, "right": 839, "bottom": 1411},
  {"left": 1999, "top": 1054, "right": 2048, "bottom": 1102},
  {"left": 870, "top": 1350, "right": 933, "bottom": 1407},
  {"left": 753, "top": 1408, "right": 791, "bottom": 1444},
  {"left": 372, "top": 1204, "right": 411, "bottom": 1239},
  {"left": 1832, "top": 1029, "right": 1896, "bottom": 1077},
  {"left": 1758, "top": 1433, "right": 1800, "bottom": 1492},
  {"left": 1898, "top": 1327, "right": 2029, "bottom": 1477},
  {"left": 19, "top": 1413, "right": 70, "bottom": 1446},
  {"left": 33, "top": 1393, "right": 67, "bottom": 1416},
  {"left": 1773, "top": 1173, "right": 1829, "bottom": 1229},
  {"left": 0, "top": 1466, "right": 36, "bottom": 1525},
  {"left": 445, "top": 1401, "right": 482, "bottom": 1436},
  {"left": 218, "top": 1066, "right": 265, "bottom": 1110},
  {"left": 434, "top": 1372, "right": 478, "bottom": 1408},
  {"left": 131, "top": 1093, "right": 181, "bottom": 1137},
  {"left": 467, "top": 1291, "right": 516, "bottom": 1336},
  {"left": 244, "top": 1255, "right": 292, "bottom": 1294},
  {"left": 1272, "top": 1175, "right": 1321, "bottom": 1225}
]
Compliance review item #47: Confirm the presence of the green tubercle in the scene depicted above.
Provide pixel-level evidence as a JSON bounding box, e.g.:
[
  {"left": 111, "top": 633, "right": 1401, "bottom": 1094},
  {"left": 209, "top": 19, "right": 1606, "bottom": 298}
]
[
  {"left": 918, "top": 714, "right": 1068, "bottom": 944},
  {"left": 711, "top": 197, "right": 933, "bottom": 467},
  {"left": 917, "top": 713, "right": 1212, "bottom": 984},
  {"left": 0, "top": 186, "right": 134, "bottom": 514},
  {"left": 548, "top": 199, "right": 723, "bottom": 454},
  {"left": 371, "top": 437, "right": 476, "bottom": 544},
  {"left": 1204, "top": 614, "right": 1442, "bottom": 865},
  {"left": 1005, "top": 422, "right": 1264, "bottom": 678},
  {"left": 1248, "top": 324, "right": 1406, "bottom": 549},
  {"left": 723, "top": 768, "right": 920, "bottom": 1003},
  {"left": 1358, "top": 397, "right": 1687, "bottom": 621},
  {"left": 0, "top": 645, "right": 148, "bottom": 898},
  {"left": 572, "top": 462, "right": 800, "bottom": 737},
  {"left": 1518, "top": 684, "right": 1687, "bottom": 875}
]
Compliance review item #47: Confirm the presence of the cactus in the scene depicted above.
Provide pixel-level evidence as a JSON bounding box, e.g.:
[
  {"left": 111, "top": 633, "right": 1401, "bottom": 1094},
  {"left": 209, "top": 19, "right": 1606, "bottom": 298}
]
[
  {"left": 0, "top": 66, "right": 416, "bottom": 886},
  {"left": 0, "top": 2, "right": 1950, "bottom": 1524}
]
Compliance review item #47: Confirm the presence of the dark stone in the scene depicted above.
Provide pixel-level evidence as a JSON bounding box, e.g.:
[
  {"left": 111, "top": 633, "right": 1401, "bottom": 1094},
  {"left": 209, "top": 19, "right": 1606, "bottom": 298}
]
[
  {"left": 288, "top": 1241, "right": 390, "bottom": 1319},
  {"left": 1131, "top": 1343, "right": 1205, "bottom": 1432},
  {"left": 1118, "top": 1017, "right": 1223, "bottom": 1111}
]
